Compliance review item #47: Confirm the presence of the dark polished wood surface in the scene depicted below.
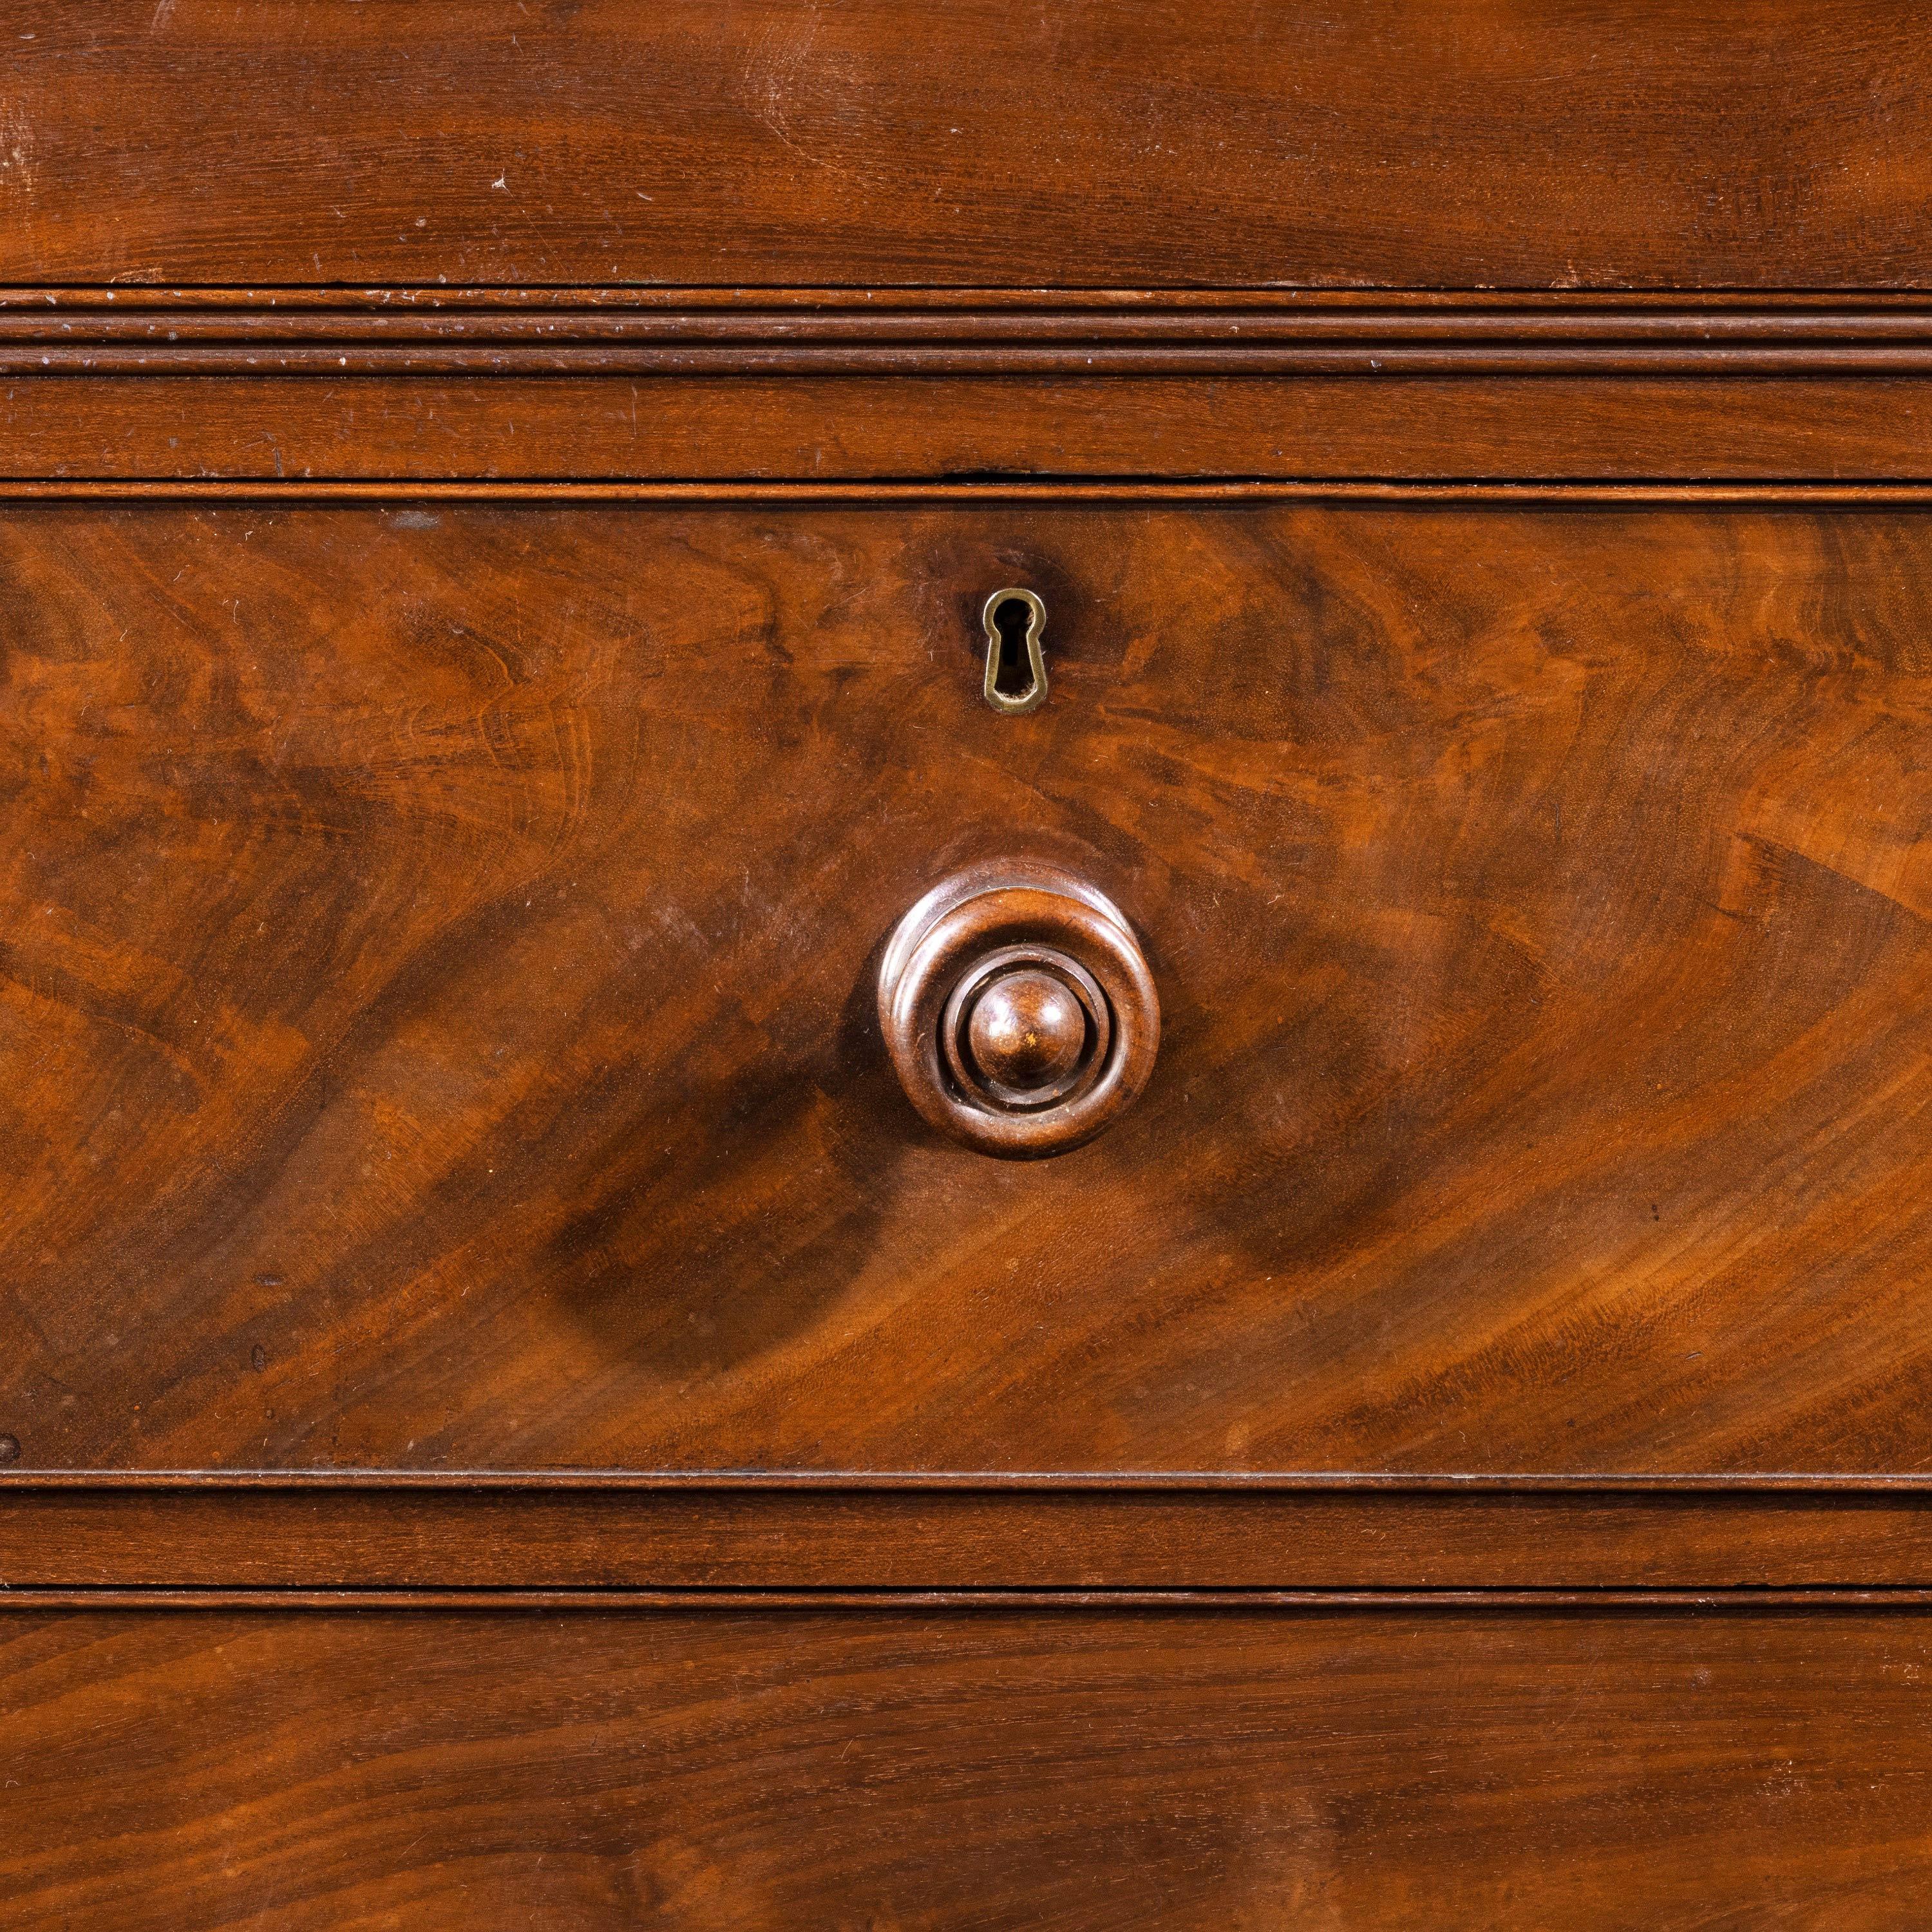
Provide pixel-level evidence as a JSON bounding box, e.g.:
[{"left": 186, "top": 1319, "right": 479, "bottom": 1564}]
[
  {"left": 6, "top": 1604, "right": 1932, "bottom": 1929},
  {"left": 5, "top": 501, "right": 1930, "bottom": 1475},
  {"left": 5, "top": 3, "right": 1930, "bottom": 1913}
]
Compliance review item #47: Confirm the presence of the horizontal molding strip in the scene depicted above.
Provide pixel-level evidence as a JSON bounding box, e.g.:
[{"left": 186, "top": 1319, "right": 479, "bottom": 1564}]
[
  {"left": 14, "top": 349, "right": 1932, "bottom": 377},
  {"left": 6, "top": 481, "right": 1932, "bottom": 505},
  {"left": 3, "top": 375, "right": 1925, "bottom": 482},
  {"left": 8, "top": 290, "right": 1932, "bottom": 375},
  {"left": 7, "top": 1470, "right": 1932, "bottom": 1491},
  {"left": 9, "top": 1588, "right": 1932, "bottom": 1615},
  {"left": 6, "top": 1481, "right": 1931, "bottom": 1593},
  {"left": 24, "top": 290, "right": 1932, "bottom": 311}
]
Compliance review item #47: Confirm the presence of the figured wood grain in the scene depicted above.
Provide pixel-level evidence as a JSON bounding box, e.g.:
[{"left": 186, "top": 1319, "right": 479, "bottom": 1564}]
[
  {"left": 6, "top": 1606, "right": 1932, "bottom": 1928},
  {"left": 9, "top": 1, "right": 1926, "bottom": 1912},
  {"left": 3, "top": 1, "right": 1932, "bottom": 289},
  {"left": 7, "top": 1484, "right": 1932, "bottom": 1591},
  {"left": 6, "top": 502, "right": 1932, "bottom": 1476}
]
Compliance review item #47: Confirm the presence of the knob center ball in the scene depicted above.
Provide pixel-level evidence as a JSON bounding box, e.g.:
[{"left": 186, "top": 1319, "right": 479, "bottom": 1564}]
[{"left": 965, "top": 968, "right": 1088, "bottom": 1092}]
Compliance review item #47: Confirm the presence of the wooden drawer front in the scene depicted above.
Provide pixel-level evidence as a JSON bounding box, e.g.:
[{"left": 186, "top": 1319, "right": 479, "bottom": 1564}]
[
  {"left": 6, "top": 1, "right": 1930, "bottom": 290},
  {"left": 3, "top": 1605, "right": 1929, "bottom": 1928},
  {"left": 5, "top": 501, "right": 1931, "bottom": 1475}
]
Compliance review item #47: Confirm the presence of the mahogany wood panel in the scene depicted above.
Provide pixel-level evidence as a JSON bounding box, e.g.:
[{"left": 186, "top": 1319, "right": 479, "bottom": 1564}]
[
  {"left": 4, "top": 2, "right": 1932, "bottom": 289},
  {"left": 7, "top": 501, "right": 1932, "bottom": 1475},
  {"left": 8, "top": 1483, "right": 1932, "bottom": 1591},
  {"left": 11, "top": 373, "right": 1932, "bottom": 480},
  {"left": 6, "top": 1605, "right": 1932, "bottom": 1927},
  {"left": 12, "top": 5, "right": 1926, "bottom": 1912}
]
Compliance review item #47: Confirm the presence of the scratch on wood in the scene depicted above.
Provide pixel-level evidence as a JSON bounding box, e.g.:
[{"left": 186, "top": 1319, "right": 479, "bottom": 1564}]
[{"left": 0, "top": 106, "right": 35, "bottom": 196}]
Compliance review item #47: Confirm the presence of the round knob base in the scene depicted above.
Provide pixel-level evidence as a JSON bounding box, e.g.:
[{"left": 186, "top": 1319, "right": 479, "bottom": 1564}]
[{"left": 878, "top": 863, "right": 1159, "bottom": 1157}]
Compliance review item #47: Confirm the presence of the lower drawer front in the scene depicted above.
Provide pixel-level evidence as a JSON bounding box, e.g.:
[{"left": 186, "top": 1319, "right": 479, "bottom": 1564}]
[{"left": 3, "top": 1607, "right": 1929, "bottom": 1928}]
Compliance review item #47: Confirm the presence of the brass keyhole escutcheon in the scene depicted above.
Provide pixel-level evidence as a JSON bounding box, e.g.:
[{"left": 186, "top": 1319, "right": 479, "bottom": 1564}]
[{"left": 982, "top": 588, "right": 1048, "bottom": 714}]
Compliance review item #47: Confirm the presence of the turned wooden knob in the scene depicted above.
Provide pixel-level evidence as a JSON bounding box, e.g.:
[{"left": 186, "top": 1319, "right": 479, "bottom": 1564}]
[{"left": 878, "top": 862, "right": 1159, "bottom": 1156}]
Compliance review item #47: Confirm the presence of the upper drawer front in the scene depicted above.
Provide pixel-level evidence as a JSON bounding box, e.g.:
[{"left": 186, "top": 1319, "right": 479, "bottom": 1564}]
[
  {"left": 5, "top": 499, "right": 1931, "bottom": 1473},
  {"left": 10, "top": 0, "right": 1931, "bottom": 290}
]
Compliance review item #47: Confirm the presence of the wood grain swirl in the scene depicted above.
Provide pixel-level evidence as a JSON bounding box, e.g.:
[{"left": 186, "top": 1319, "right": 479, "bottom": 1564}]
[{"left": 4, "top": 502, "right": 1931, "bottom": 1476}]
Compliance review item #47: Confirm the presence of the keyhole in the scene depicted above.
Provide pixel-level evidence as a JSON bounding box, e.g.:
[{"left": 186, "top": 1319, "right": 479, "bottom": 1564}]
[
  {"left": 981, "top": 587, "right": 1048, "bottom": 714},
  {"left": 990, "top": 601, "right": 1032, "bottom": 694}
]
